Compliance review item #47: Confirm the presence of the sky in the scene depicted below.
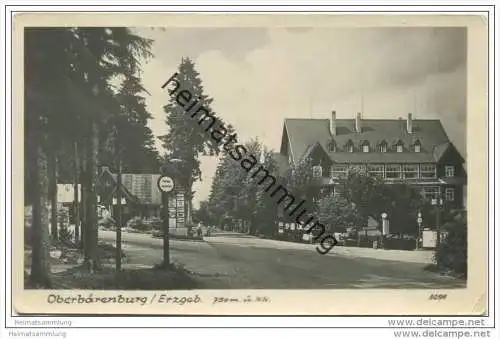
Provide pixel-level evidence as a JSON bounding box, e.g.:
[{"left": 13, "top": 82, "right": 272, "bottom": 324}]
[{"left": 134, "top": 27, "right": 467, "bottom": 209}]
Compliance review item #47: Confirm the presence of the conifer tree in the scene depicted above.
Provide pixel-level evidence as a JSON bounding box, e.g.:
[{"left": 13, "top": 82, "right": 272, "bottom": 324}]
[{"left": 161, "top": 57, "right": 231, "bottom": 225}]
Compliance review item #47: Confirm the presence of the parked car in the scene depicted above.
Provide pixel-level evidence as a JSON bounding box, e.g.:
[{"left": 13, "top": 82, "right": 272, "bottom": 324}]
[{"left": 333, "top": 232, "right": 346, "bottom": 246}]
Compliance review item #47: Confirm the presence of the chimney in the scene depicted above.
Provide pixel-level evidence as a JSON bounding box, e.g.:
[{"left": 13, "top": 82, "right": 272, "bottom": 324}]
[
  {"left": 355, "top": 112, "right": 362, "bottom": 133},
  {"left": 407, "top": 113, "right": 413, "bottom": 134},
  {"left": 330, "top": 110, "right": 337, "bottom": 136}
]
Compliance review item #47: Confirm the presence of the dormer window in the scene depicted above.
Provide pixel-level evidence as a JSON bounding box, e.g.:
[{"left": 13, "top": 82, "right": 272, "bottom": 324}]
[
  {"left": 395, "top": 140, "right": 404, "bottom": 153},
  {"left": 361, "top": 140, "right": 370, "bottom": 153},
  {"left": 379, "top": 141, "right": 388, "bottom": 153},
  {"left": 413, "top": 140, "right": 422, "bottom": 153},
  {"left": 328, "top": 139, "right": 336, "bottom": 152},
  {"left": 346, "top": 140, "right": 354, "bottom": 153}
]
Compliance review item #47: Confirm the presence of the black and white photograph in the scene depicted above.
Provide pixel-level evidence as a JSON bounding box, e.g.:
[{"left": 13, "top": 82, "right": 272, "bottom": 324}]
[{"left": 14, "top": 13, "right": 489, "bottom": 316}]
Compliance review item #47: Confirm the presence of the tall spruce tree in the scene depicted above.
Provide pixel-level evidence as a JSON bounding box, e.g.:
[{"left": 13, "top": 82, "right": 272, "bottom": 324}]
[
  {"left": 25, "top": 27, "right": 155, "bottom": 282},
  {"left": 160, "top": 57, "right": 229, "bottom": 225}
]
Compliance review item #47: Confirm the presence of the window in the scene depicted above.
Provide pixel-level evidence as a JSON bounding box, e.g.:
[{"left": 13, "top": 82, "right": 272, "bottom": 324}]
[
  {"left": 445, "top": 188, "right": 455, "bottom": 201},
  {"left": 346, "top": 141, "right": 354, "bottom": 152},
  {"left": 394, "top": 140, "right": 404, "bottom": 153},
  {"left": 331, "top": 164, "right": 348, "bottom": 179},
  {"left": 368, "top": 164, "right": 385, "bottom": 178},
  {"left": 350, "top": 164, "right": 367, "bottom": 174},
  {"left": 445, "top": 165, "right": 455, "bottom": 177},
  {"left": 403, "top": 164, "right": 419, "bottom": 179},
  {"left": 328, "top": 140, "right": 336, "bottom": 152},
  {"left": 422, "top": 186, "right": 440, "bottom": 200},
  {"left": 379, "top": 141, "right": 388, "bottom": 153},
  {"left": 420, "top": 164, "right": 437, "bottom": 178},
  {"left": 414, "top": 140, "right": 422, "bottom": 153},
  {"left": 361, "top": 141, "right": 370, "bottom": 153},
  {"left": 386, "top": 164, "right": 402, "bottom": 179},
  {"left": 312, "top": 165, "right": 322, "bottom": 178}
]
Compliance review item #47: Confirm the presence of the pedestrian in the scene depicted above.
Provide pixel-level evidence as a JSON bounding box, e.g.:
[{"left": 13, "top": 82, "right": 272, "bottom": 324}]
[{"left": 197, "top": 223, "right": 203, "bottom": 238}]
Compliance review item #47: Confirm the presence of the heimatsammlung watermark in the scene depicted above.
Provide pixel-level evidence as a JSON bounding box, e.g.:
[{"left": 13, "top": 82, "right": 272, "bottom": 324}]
[{"left": 161, "top": 73, "right": 338, "bottom": 254}]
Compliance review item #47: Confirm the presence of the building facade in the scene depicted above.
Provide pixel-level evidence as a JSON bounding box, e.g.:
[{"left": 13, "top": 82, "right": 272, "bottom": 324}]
[{"left": 277, "top": 111, "right": 466, "bottom": 210}]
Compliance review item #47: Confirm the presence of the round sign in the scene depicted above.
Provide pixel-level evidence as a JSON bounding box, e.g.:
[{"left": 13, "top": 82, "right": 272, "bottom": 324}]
[
  {"left": 157, "top": 176, "right": 174, "bottom": 193},
  {"left": 381, "top": 213, "right": 388, "bottom": 219},
  {"left": 417, "top": 217, "right": 423, "bottom": 223}
]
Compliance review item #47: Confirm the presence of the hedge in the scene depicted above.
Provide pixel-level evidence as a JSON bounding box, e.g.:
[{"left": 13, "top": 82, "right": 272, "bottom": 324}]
[{"left": 434, "top": 221, "right": 467, "bottom": 277}]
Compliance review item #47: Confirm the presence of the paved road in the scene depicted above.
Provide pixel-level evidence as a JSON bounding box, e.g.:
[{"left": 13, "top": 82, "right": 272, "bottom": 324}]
[{"left": 99, "top": 231, "right": 465, "bottom": 289}]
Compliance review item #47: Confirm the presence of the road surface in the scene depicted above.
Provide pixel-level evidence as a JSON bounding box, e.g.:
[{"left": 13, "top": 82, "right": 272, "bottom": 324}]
[{"left": 99, "top": 231, "right": 465, "bottom": 289}]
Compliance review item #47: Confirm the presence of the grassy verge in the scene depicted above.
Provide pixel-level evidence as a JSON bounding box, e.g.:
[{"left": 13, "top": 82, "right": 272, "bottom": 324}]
[
  {"left": 30, "top": 265, "right": 199, "bottom": 290},
  {"left": 24, "top": 241, "right": 199, "bottom": 290}
]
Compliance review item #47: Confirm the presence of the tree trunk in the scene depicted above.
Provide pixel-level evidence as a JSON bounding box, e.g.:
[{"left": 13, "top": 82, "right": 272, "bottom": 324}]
[
  {"left": 184, "top": 180, "right": 193, "bottom": 226},
  {"left": 85, "top": 120, "right": 99, "bottom": 272},
  {"left": 80, "top": 135, "right": 88, "bottom": 254},
  {"left": 29, "top": 130, "right": 51, "bottom": 287},
  {"left": 73, "top": 140, "right": 80, "bottom": 244},
  {"left": 48, "top": 144, "right": 58, "bottom": 241}
]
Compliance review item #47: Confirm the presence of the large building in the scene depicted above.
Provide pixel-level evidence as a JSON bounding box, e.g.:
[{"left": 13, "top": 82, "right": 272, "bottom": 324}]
[{"left": 277, "top": 111, "right": 466, "bottom": 209}]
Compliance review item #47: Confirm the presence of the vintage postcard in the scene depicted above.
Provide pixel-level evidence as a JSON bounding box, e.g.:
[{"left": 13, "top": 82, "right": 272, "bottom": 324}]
[{"left": 12, "top": 12, "right": 488, "bottom": 316}]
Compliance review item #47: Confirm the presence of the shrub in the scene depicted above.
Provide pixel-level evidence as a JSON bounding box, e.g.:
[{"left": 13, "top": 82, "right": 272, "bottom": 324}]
[
  {"left": 58, "top": 226, "right": 74, "bottom": 245},
  {"left": 99, "top": 216, "right": 115, "bottom": 229},
  {"left": 146, "top": 217, "right": 162, "bottom": 230},
  {"left": 434, "top": 221, "right": 467, "bottom": 277}
]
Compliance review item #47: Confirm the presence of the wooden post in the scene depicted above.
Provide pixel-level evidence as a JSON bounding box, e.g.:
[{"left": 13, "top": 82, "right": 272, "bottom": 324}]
[
  {"left": 116, "top": 160, "right": 123, "bottom": 271},
  {"left": 162, "top": 190, "right": 170, "bottom": 267}
]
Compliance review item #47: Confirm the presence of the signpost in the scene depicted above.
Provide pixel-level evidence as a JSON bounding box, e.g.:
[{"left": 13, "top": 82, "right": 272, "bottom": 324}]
[
  {"left": 158, "top": 176, "right": 174, "bottom": 193},
  {"left": 158, "top": 174, "right": 174, "bottom": 267}
]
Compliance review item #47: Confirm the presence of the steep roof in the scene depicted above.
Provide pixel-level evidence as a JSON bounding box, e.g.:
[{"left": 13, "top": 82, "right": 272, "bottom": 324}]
[
  {"left": 99, "top": 167, "right": 162, "bottom": 205},
  {"left": 270, "top": 152, "right": 288, "bottom": 177},
  {"left": 283, "top": 118, "right": 456, "bottom": 164},
  {"left": 283, "top": 119, "right": 331, "bottom": 163},
  {"left": 111, "top": 173, "right": 162, "bottom": 205}
]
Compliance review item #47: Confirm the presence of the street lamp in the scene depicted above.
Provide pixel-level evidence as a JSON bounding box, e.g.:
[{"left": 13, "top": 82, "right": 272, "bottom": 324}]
[
  {"left": 157, "top": 158, "right": 184, "bottom": 269},
  {"left": 381, "top": 212, "right": 389, "bottom": 249},
  {"left": 416, "top": 212, "right": 423, "bottom": 250}
]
